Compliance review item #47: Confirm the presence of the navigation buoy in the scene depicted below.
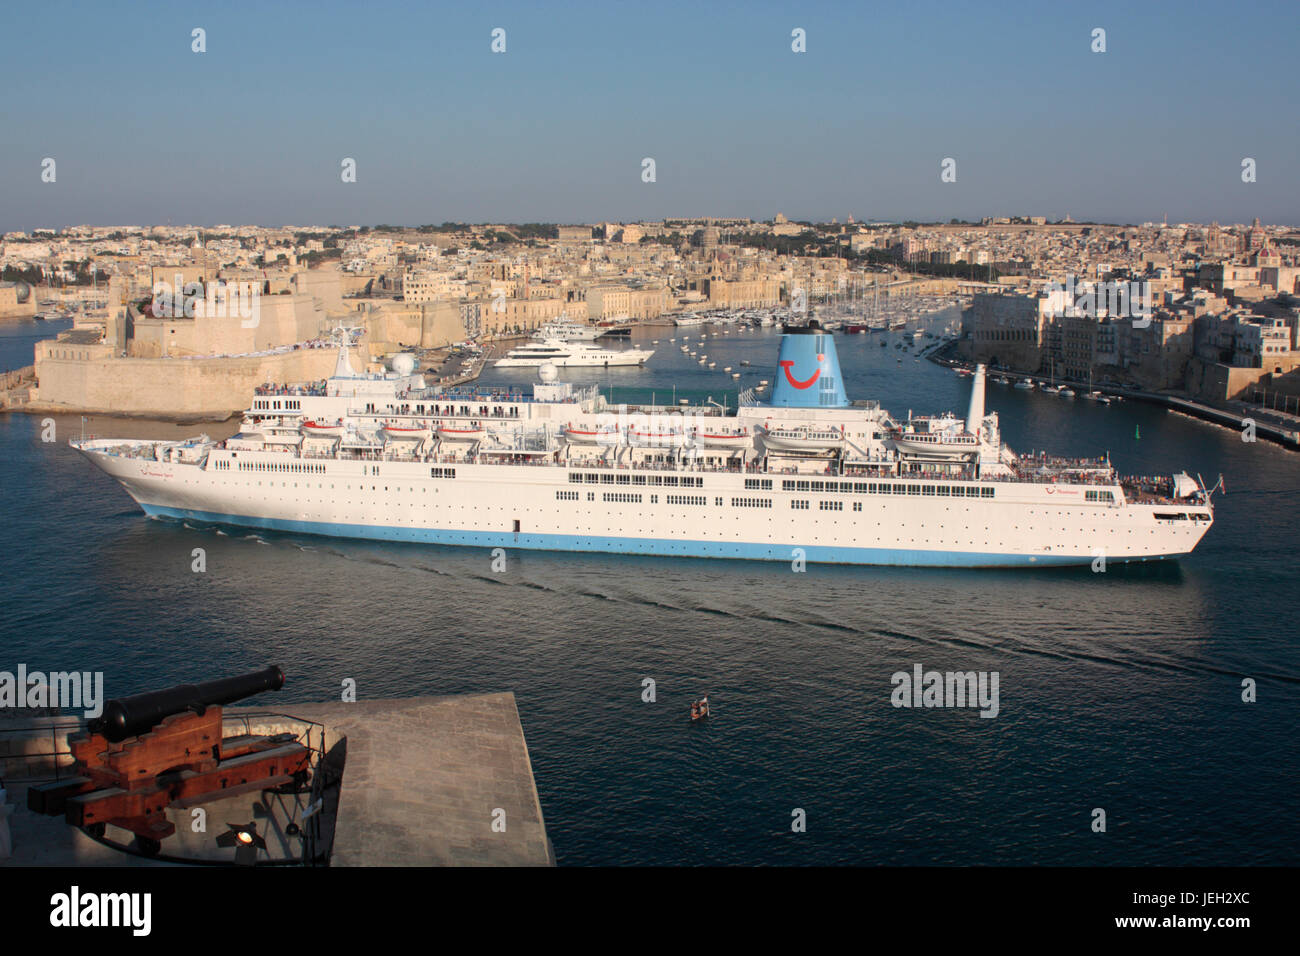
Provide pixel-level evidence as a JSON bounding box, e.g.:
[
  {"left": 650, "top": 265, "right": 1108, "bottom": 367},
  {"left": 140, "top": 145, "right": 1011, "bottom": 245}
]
[{"left": 1135, "top": 425, "right": 1141, "bottom": 440}]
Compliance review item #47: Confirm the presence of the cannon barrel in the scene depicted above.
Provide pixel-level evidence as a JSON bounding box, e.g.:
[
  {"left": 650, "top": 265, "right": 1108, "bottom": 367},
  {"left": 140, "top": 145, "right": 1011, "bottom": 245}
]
[{"left": 89, "top": 666, "right": 286, "bottom": 742}]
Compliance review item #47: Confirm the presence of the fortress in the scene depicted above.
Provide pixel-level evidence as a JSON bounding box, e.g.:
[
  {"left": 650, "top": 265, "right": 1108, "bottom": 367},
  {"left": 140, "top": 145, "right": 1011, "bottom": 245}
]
[{"left": 23, "top": 266, "right": 467, "bottom": 419}]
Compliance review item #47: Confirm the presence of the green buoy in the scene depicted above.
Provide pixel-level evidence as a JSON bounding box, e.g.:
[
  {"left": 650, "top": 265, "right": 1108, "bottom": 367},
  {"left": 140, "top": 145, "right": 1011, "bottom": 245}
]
[{"left": 1135, "top": 425, "right": 1141, "bottom": 440}]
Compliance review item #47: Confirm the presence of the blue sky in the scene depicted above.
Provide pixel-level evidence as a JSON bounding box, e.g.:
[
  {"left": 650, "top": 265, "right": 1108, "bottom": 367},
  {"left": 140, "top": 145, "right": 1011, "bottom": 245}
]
[{"left": 2, "top": 0, "right": 1296, "bottom": 229}]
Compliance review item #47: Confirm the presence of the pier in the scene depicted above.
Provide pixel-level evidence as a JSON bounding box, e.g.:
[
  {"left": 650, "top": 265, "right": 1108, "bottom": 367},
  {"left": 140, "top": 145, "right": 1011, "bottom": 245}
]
[{"left": 927, "top": 343, "right": 1300, "bottom": 450}]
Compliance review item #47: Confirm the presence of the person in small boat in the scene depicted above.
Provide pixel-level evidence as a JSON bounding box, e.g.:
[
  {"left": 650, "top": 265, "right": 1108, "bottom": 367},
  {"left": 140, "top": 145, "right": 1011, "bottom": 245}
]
[{"left": 690, "top": 701, "right": 701, "bottom": 720}]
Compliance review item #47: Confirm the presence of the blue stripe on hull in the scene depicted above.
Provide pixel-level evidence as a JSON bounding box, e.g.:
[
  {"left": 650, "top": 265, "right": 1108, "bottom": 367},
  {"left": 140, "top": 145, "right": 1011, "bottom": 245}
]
[{"left": 139, "top": 504, "right": 1178, "bottom": 568}]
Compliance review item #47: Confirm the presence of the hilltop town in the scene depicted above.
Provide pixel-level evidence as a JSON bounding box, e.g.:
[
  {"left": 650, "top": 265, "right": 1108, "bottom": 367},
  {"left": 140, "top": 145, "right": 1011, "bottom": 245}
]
[{"left": 2, "top": 215, "right": 1297, "bottom": 419}]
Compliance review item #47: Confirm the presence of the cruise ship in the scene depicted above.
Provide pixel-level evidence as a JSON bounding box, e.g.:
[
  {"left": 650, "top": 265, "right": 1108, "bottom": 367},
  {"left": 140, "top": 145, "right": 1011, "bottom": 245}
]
[
  {"left": 493, "top": 338, "right": 653, "bottom": 368},
  {"left": 72, "top": 325, "right": 1217, "bottom": 567}
]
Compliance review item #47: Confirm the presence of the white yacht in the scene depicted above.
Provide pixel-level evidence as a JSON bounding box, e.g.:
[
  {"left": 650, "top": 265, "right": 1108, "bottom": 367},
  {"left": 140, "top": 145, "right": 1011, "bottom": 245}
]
[{"left": 495, "top": 338, "right": 653, "bottom": 368}]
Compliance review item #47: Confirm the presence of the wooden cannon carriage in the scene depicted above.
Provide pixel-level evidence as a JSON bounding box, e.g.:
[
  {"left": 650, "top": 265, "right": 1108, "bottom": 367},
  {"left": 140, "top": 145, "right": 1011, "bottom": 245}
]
[{"left": 27, "top": 666, "right": 312, "bottom": 856}]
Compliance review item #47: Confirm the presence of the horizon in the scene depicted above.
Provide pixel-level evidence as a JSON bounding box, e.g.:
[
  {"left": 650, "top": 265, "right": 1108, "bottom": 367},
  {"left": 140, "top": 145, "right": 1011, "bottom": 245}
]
[{"left": 9, "top": 215, "right": 1297, "bottom": 233}]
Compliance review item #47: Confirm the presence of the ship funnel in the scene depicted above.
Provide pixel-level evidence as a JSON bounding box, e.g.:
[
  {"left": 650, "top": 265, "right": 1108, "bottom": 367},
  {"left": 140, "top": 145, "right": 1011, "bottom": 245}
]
[
  {"left": 966, "top": 363, "right": 986, "bottom": 436},
  {"left": 769, "top": 322, "right": 849, "bottom": 408},
  {"left": 334, "top": 342, "right": 356, "bottom": 378}
]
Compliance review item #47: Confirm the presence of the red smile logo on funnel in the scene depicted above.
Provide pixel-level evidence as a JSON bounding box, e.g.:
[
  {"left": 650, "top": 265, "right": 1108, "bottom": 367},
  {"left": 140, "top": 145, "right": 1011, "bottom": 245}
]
[{"left": 779, "top": 354, "right": 824, "bottom": 389}]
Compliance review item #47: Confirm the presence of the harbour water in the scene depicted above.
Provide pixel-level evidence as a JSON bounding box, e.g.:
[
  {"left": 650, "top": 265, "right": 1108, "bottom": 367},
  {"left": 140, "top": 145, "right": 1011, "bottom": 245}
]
[{"left": 2, "top": 315, "right": 1296, "bottom": 865}]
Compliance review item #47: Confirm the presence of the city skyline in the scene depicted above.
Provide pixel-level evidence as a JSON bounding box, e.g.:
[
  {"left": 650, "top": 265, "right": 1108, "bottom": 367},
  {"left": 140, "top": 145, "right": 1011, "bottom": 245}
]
[{"left": 2, "top": 0, "right": 1298, "bottom": 231}]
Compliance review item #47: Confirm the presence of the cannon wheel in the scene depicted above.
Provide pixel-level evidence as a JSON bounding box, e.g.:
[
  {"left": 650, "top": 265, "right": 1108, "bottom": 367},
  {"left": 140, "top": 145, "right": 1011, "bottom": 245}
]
[
  {"left": 84, "top": 823, "right": 107, "bottom": 840},
  {"left": 136, "top": 836, "right": 162, "bottom": 857}
]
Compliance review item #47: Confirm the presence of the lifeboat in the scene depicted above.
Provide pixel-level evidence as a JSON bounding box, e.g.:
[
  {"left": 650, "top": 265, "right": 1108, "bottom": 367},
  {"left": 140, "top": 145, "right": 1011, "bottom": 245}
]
[
  {"left": 890, "top": 430, "right": 980, "bottom": 458},
  {"left": 628, "top": 426, "right": 689, "bottom": 447},
  {"left": 760, "top": 425, "right": 844, "bottom": 452},
  {"left": 301, "top": 420, "right": 344, "bottom": 437},
  {"left": 436, "top": 423, "right": 484, "bottom": 442},
  {"left": 381, "top": 422, "right": 432, "bottom": 441},
  {"left": 562, "top": 423, "right": 624, "bottom": 444},
  {"left": 691, "top": 427, "right": 751, "bottom": 449}
]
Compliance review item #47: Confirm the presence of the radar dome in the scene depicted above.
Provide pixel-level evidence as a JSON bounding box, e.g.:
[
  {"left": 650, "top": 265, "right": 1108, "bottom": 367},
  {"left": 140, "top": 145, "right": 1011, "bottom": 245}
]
[
  {"left": 538, "top": 362, "right": 559, "bottom": 383},
  {"left": 391, "top": 353, "right": 417, "bottom": 375}
]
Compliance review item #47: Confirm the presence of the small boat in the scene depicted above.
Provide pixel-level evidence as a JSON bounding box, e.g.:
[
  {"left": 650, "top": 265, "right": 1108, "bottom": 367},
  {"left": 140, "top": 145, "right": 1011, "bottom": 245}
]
[
  {"left": 1013, "top": 379, "right": 1035, "bottom": 391},
  {"left": 436, "top": 423, "right": 484, "bottom": 441},
  {"left": 628, "top": 426, "right": 689, "bottom": 447},
  {"left": 381, "top": 422, "right": 432, "bottom": 441},
  {"left": 761, "top": 424, "right": 844, "bottom": 452},
  {"left": 301, "top": 420, "right": 344, "bottom": 437},
  {"left": 692, "top": 427, "right": 751, "bottom": 448},
  {"left": 562, "top": 423, "right": 623, "bottom": 444},
  {"left": 1059, "top": 388, "right": 1076, "bottom": 398},
  {"left": 690, "top": 696, "right": 711, "bottom": 722}
]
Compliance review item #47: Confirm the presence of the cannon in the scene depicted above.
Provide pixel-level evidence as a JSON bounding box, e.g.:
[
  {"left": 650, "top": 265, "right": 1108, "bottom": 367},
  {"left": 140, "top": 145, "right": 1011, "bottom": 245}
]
[
  {"left": 90, "top": 666, "right": 287, "bottom": 742},
  {"left": 28, "top": 666, "right": 312, "bottom": 856}
]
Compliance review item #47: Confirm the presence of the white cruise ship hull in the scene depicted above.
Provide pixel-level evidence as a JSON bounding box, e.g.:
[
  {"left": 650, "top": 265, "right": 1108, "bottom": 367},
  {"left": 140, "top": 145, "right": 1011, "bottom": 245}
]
[{"left": 76, "top": 445, "right": 1213, "bottom": 568}]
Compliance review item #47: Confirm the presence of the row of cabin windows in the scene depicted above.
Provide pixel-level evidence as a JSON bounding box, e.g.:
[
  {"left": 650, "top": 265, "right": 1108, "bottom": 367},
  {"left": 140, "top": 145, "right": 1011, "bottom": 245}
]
[
  {"left": 1084, "top": 490, "right": 1116, "bottom": 502},
  {"left": 251, "top": 399, "right": 301, "bottom": 410},
  {"left": 569, "top": 472, "right": 704, "bottom": 488},
  {"left": 782, "top": 479, "right": 997, "bottom": 499},
  {"left": 237, "top": 460, "right": 324, "bottom": 474}
]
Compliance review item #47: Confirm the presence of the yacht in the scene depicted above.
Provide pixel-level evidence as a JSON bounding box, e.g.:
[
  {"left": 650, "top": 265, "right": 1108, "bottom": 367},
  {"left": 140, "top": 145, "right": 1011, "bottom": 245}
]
[{"left": 495, "top": 338, "right": 653, "bottom": 368}]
